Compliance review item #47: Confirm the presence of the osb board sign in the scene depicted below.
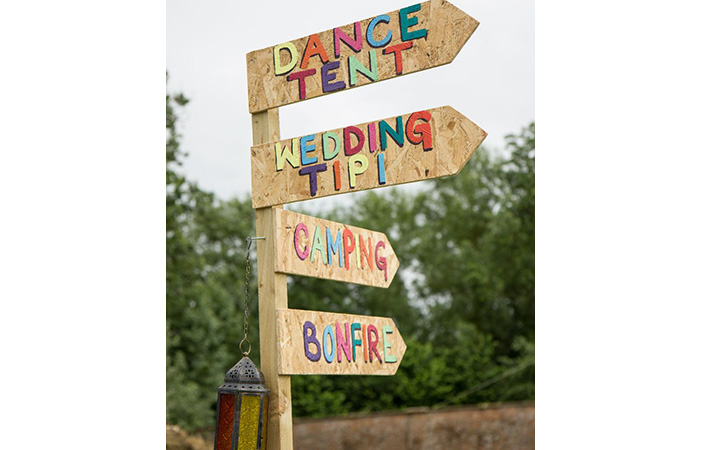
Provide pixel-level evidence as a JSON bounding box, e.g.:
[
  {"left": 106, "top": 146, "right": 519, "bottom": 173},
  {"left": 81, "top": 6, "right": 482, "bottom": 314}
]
[
  {"left": 251, "top": 105, "right": 487, "bottom": 208},
  {"left": 246, "top": 0, "right": 479, "bottom": 112},
  {"left": 277, "top": 309, "right": 406, "bottom": 375},
  {"left": 275, "top": 209, "right": 399, "bottom": 288}
]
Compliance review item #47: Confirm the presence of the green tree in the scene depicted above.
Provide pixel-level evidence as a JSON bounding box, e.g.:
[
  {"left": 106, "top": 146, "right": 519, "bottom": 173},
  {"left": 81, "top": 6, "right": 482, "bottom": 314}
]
[
  {"left": 289, "top": 123, "right": 535, "bottom": 415},
  {"left": 166, "top": 82, "right": 535, "bottom": 428},
  {"left": 166, "top": 83, "right": 259, "bottom": 431},
  {"left": 408, "top": 124, "right": 535, "bottom": 357}
]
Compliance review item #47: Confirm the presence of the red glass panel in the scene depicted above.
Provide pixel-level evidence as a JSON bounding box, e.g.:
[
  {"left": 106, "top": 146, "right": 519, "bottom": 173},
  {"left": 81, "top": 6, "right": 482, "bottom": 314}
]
[{"left": 215, "top": 393, "right": 237, "bottom": 450}]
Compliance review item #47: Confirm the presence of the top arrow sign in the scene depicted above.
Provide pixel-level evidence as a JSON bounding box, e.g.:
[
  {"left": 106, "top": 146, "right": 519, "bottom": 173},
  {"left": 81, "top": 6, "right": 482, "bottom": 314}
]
[{"left": 246, "top": 1, "right": 479, "bottom": 113}]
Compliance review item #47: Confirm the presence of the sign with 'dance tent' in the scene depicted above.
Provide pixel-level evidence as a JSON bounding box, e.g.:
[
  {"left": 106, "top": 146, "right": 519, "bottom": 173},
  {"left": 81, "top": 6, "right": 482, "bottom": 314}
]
[
  {"left": 274, "top": 209, "right": 399, "bottom": 288},
  {"left": 276, "top": 309, "right": 407, "bottom": 376},
  {"left": 246, "top": 0, "right": 479, "bottom": 112},
  {"left": 250, "top": 105, "right": 487, "bottom": 208}
]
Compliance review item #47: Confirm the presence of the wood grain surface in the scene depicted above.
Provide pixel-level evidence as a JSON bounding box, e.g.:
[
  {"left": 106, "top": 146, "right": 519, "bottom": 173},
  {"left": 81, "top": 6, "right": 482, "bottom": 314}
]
[
  {"left": 252, "top": 109, "right": 294, "bottom": 450},
  {"left": 277, "top": 309, "right": 407, "bottom": 376},
  {"left": 251, "top": 105, "right": 486, "bottom": 208},
  {"left": 274, "top": 209, "right": 399, "bottom": 288},
  {"left": 246, "top": 0, "right": 479, "bottom": 112}
]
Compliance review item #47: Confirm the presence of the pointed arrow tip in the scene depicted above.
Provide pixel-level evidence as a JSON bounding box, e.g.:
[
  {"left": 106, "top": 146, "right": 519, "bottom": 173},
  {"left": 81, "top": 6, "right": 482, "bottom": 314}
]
[
  {"left": 433, "top": 0, "right": 480, "bottom": 63},
  {"left": 438, "top": 106, "right": 488, "bottom": 175},
  {"left": 384, "top": 235, "right": 400, "bottom": 288}
]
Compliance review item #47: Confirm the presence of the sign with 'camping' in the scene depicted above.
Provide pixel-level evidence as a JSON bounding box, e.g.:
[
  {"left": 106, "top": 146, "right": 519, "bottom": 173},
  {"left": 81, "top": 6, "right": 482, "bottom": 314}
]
[{"left": 274, "top": 209, "right": 399, "bottom": 288}]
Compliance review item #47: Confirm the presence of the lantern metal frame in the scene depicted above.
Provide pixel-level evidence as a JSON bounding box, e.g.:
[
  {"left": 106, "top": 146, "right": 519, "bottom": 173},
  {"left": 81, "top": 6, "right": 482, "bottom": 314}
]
[{"left": 214, "top": 357, "right": 270, "bottom": 450}]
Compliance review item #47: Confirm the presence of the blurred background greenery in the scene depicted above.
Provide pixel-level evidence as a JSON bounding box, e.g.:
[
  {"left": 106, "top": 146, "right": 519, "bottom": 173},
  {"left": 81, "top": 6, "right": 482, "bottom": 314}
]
[{"left": 167, "top": 87, "right": 535, "bottom": 432}]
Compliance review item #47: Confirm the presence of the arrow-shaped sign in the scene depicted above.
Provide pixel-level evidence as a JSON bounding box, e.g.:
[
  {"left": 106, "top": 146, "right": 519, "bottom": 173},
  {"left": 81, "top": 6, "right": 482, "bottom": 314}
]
[
  {"left": 246, "top": 1, "right": 479, "bottom": 113},
  {"left": 277, "top": 309, "right": 407, "bottom": 376},
  {"left": 251, "top": 105, "right": 486, "bottom": 208},
  {"left": 275, "top": 209, "right": 399, "bottom": 288}
]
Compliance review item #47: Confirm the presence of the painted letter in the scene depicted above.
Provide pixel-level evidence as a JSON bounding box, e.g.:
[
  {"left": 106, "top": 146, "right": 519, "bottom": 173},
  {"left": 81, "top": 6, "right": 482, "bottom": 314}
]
[
  {"left": 368, "top": 122, "right": 377, "bottom": 153},
  {"left": 273, "top": 42, "right": 298, "bottom": 76},
  {"left": 382, "top": 325, "right": 397, "bottom": 363},
  {"left": 322, "top": 325, "right": 335, "bottom": 363},
  {"left": 275, "top": 140, "right": 300, "bottom": 171},
  {"left": 344, "top": 126, "right": 365, "bottom": 156},
  {"left": 406, "top": 110, "right": 433, "bottom": 151},
  {"left": 300, "top": 134, "right": 318, "bottom": 165},
  {"left": 399, "top": 4, "right": 427, "bottom": 41},
  {"left": 366, "top": 15, "right": 392, "bottom": 48},
  {"left": 375, "top": 241, "right": 388, "bottom": 281},
  {"left": 321, "top": 61, "right": 345, "bottom": 93},
  {"left": 322, "top": 131, "right": 341, "bottom": 160},
  {"left": 310, "top": 225, "right": 327, "bottom": 265},
  {"left": 287, "top": 68, "right": 316, "bottom": 101},
  {"left": 303, "top": 321, "right": 321, "bottom": 362},
  {"left": 378, "top": 152, "right": 386, "bottom": 185},
  {"left": 351, "top": 322, "right": 362, "bottom": 362},
  {"left": 379, "top": 116, "right": 404, "bottom": 150},
  {"left": 294, "top": 222, "right": 310, "bottom": 260},
  {"left": 334, "top": 22, "right": 363, "bottom": 57},
  {"left": 348, "top": 50, "right": 378, "bottom": 86},
  {"left": 326, "top": 228, "right": 345, "bottom": 268},
  {"left": 367, "top": 325, "right": 382, "bottom": 363},
  {"left": 382, "top": 41, "right": 413, "bottom": 75},
  {"left": 360, "top": 235, "right": 373, "bottom": 269},
  {"left": 342, "top": 229, "right": 355, "bottom": 270},
  {"left": 348, "top": 154, "right": 369, "bottom": 188},
  {"left": 333, "top": 160, "right": 342, "bottom": 191},
  {"left": 299, "top": 163, "right": 328, "bottom": 196},
  {"left": 301, "top": 33, "right": 330, "bottom": 69},
  {"left": 355, "top": 234, "right": 362, "bottom": 269},
  {"left": 336, "top": 322, "right": 352, "bottom": 363}
]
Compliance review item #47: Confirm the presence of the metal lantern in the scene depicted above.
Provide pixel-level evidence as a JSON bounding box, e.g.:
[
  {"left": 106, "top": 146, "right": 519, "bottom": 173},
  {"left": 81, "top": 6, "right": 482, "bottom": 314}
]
[
  {"left": 214, "top": 356, "right": 269, "bottom": 450},
  {"left": 214, "top": 236, "right": 269, "bottom": 450}
]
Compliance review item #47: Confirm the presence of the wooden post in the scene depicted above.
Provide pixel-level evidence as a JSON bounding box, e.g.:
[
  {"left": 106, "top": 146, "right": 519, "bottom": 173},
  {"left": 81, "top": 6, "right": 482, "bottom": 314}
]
[{"left": 252, "top": 108, "right": 293, "bottom": 450}]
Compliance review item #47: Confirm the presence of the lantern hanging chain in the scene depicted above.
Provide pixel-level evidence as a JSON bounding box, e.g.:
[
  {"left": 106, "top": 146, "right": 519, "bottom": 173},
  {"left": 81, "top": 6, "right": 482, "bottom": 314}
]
[{"left": 240, "top": 236, "right": 264, "bottom": 356}]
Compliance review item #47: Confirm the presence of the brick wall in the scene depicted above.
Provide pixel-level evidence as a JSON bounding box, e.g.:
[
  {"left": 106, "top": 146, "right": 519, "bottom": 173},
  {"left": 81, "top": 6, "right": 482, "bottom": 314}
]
[{"left": 293, "top": 402, "right": 535, "bottom": 450}]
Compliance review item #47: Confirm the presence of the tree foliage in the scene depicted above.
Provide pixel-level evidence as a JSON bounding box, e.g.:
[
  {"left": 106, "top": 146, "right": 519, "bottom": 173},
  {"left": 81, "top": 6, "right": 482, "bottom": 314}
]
[
  {"left": 167, "top": 85, "right": 259, "bottom": 430},
  {"left": 166, "top": 83, "right": 534, "bottom": 431}
]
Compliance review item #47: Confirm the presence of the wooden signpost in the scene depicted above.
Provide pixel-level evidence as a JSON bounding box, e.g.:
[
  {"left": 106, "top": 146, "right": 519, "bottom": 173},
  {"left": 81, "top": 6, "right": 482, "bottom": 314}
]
[
  {"left": 277, "top": 309, "right": 407, "bottom": 376},
  {"left": 274, "top": 209, "right": 399, "bottom": 288},
  {"left": 246, "top": 0, "right": 479, "bottom": 113},
  {"left": 246, "top": 2, "right": 486, "bottom": 449},
  {"left": 251, "top": 105, "right": 486, "bottom": 208}
]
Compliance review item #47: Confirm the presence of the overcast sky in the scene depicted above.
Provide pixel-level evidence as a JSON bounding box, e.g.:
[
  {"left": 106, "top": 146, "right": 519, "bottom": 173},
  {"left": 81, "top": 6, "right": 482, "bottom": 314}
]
[{"left": 166, "top": 0, "right": 534, "bottom": 206}]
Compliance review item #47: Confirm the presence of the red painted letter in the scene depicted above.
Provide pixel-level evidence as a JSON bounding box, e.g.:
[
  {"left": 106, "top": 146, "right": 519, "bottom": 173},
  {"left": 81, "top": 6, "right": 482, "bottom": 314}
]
[
  {"left": 382, "top": 41, "right": 413, "bottom": 75},
  {"left": 287, "top": 68, "right": 316, "bottom": 101},
  {"left": 406, "top": 110, "right": 433, "bottom": 151}
]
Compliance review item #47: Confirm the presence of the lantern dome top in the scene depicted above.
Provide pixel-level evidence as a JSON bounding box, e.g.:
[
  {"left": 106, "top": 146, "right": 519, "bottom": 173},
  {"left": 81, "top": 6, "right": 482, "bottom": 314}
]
[{"left": 219, "top": 356, "right": 269, "bottom": 394}]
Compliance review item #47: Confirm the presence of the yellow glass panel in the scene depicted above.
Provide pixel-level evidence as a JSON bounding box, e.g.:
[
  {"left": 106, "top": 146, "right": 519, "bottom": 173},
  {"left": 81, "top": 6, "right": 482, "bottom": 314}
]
[
  {"left": 237, "top": 394, "right": 261, "bottom": 450},
  {"left": 261, "top": 396, "right": 268, "bottom": 450}
]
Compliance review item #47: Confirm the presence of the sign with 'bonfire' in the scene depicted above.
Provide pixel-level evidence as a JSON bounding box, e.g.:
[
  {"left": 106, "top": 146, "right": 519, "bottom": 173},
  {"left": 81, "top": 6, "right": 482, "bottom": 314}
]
[{"left": 277, "top": 309, "right": 407, "bottom": 376}]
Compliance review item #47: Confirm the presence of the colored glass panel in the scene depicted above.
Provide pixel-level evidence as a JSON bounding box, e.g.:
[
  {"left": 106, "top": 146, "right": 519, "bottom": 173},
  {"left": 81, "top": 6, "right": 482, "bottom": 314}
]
[
  {"left": 215, "top": 393, "right": 236, "bottom": 450},
  {"left": 260, "top": 396, "right": 269, "bottom": 450},
  {"left": 237, "top": 394, "right": 261, "bottom": 450}
]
